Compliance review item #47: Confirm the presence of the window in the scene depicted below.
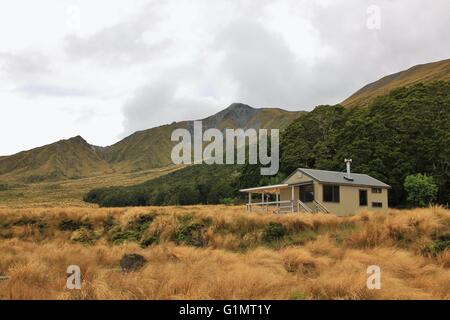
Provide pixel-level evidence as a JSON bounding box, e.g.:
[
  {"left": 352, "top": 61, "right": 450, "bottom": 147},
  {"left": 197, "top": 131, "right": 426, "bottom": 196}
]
[
  {"left": 359, "top": 190, "right": 368, "bottom": 206},
  {"left": 372, "top": 202, "right": 383, "bottom": 208},
  {"left": 372, "top": 188, "right": 382, "bottom": 193},
  {"left": 299, "top": 184, "right": 314, "bottom": 202},
  {"left": 323, "top": 185, "right": 340, "bottom": 202}
]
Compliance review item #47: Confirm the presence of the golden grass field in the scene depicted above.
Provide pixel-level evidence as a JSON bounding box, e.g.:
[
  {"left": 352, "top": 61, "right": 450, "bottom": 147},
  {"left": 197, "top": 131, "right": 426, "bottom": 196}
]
[{"left": 0, "top": 205, "right": 449, "bottom": 300}]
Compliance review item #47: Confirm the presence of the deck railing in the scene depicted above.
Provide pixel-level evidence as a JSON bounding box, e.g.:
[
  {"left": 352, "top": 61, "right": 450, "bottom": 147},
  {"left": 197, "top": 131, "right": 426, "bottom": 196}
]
[
  {"left": 246, "top": 200, "right": 292, "bottom": 213},
  {"left": 246, "top": 200, "right": 314, "bottom": 214}
]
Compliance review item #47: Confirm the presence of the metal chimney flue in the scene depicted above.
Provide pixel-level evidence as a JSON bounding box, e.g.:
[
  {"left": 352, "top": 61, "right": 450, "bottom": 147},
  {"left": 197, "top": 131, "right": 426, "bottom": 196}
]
[{"left": 344, "top": 159, "right": 353, "bottom": 181}]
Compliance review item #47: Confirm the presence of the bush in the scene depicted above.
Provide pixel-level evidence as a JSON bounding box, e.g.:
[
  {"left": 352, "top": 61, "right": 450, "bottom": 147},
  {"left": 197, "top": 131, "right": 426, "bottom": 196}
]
[
  {"left": 263, "top": 222, "right": 287, "bottom": 243},
  {"left": 428, "top": 233, "right": 450, "bottom": 255},
  {"left": 140, "top": 233, "right": 159, "bottom": 248},
  {"left": 70, "top": 228, "right": 97, "bottom": 245},
  {"left": 13, "top": 217, "right": 40, "bottom": 226},
  {"left": 102, "top": 215, "right": 116, "bottom": 231},
  {"left": 59, "top": 218, "right": 92, "bottom": 231},
  {"left": 108, "top": 213, "right": 156, "bottom": 245},
  {"left": 404, "top": 174, "right": 438, "bottom": 207},
  {"left": 120, "top": 254, "right": 147, "bottom": 272},
  {"left": 221, "top": 197, "right": 240, "bottom": 205},
  {"left": 171, "top": 215, "right": 210, "bottom": 247},
  {"left": 109, "top": 229, "right": 141, "bottom": 245}
]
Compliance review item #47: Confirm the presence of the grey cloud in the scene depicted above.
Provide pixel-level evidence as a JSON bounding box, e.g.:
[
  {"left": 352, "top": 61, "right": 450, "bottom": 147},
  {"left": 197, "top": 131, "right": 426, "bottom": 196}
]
[
  {"left": 13, "top": 83, "right": 91, "bottom": 98},
  {"left": 63, "top": 0, "right": 450, "bottom": 136},
  {"left": 307, "top": 0, "right": 450, "bottom": 101},
  {"left": 122, "top": 81, "right": 218, "bottom": 137},
  {"left": 215, "top": 19, "right": 312, "bottom": 109},
  {"left": 64, "top": 3, "right": 170, "bottom": 66},
  {"left": 212, "top": 0, "right": 450, "bottom": 110},
  {"left": 0, "top": 51, "right": 92, "bottom": 98},
  {"left": 0, "top": 51, "right": 50, "bottom": 81}
]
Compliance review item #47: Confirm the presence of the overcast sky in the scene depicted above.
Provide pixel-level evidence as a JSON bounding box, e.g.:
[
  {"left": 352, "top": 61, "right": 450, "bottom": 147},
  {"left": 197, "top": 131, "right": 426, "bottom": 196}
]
[{"left": 0, "top": 0, "right": 449, "bottom": 155}]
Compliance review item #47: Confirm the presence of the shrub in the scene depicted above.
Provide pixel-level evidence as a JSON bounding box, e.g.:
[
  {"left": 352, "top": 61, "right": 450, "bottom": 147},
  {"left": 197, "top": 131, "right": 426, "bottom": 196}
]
[
  {"left": 70, "top": 228, "right": 97, "bottom": 245},
  {"left": 221, "top": 197, "right": 239, "bottom": 205},
  {"left": 109, "top": 229, "right": 141, "bottom": 245},
  {"left": 262, "top": 222, "right": 287, "bottom": 243},
  {"left": 13, "top": 217, "right": 40, "bottom": 226},
  {"left": 404, "top": 174, "right": 438, "bottom": 207},
  {"left": 102, "top": 215, "right": 116, "bottom": 231},
  {"left": 120, "top": 254, "right": 147, "bottom": 272},
  {"left": 140, "top": 233, "right": 159, "bottom": 248},
  {"left": 58, "top": 218, "right": 92, "bottom": 231},
  {"left": 171, "top": 215, "right": 210, "bottom": 247},
  {"left": 108, "top": 213, "right": 156, "bottom": 245},
  {"left": 427, "top": 233, "right": 450, "bottom": 255}
]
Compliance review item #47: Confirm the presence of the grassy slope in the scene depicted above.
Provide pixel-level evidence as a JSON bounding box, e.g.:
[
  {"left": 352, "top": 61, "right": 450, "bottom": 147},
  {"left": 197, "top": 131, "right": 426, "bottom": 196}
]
[
  {"left": 342, "top": 58, "right": 450, "bottom": 107},
  {"left": 0, "top": 166, "right": 181, "bottom": 208},
  {"left": 0, "top": 206, "right": 448, "bottom": 299},
  {"left": 102, "top": 106, "right": 303, "bottom": 172},
  {"left": 0, "top": 136, "right": 113, "bottom": 182},
  {"left": 0, "top": 105, "right": 302, "bottom": 185}
]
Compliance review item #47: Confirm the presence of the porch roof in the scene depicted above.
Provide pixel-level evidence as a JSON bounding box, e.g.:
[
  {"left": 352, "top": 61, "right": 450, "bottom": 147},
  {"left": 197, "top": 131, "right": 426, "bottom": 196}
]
[{"left": 239, "top": 184, "right": 288, "bottom": 194}]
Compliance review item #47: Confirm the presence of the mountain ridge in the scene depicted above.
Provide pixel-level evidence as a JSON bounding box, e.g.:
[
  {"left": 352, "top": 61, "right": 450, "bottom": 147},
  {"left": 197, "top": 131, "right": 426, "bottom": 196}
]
[
  {"left": 2, "top": 58, "right": 449, "bottom": 184},
  {"left": 342, "top": 58, "right": 450, "bottom": 107},
  {"left": 0, "top": 103, "right": 303, "bottom": 182}
]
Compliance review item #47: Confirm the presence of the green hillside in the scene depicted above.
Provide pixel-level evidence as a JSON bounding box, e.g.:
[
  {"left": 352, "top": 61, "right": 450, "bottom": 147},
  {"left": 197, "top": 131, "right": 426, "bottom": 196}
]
[
  {"left": 101, "top": 103, "right": 302, "bottom": 172},
  {"left": 0, "top": 136, "right": 113, "bottom": 182},
  {"left": 0, "top": 103, "right": 302, "bottom": 183},
  {"left": 342, "top": 58, "right": 450, "bottom": 108}
]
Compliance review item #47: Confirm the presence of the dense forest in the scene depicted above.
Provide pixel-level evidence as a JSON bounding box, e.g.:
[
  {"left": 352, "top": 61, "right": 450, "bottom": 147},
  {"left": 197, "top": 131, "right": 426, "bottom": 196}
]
[
  {"left": 84, "top": 164, "right": 243, "bottom": 207},
  {"left": 85, "top": 81, "right": 450, "bottom": 207}
]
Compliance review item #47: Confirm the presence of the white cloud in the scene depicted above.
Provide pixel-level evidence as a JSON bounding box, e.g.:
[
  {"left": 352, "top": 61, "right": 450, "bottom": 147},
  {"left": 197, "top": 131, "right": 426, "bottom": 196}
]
[{"left": 0, "top": 0, "right": 449, "bottom": 155}]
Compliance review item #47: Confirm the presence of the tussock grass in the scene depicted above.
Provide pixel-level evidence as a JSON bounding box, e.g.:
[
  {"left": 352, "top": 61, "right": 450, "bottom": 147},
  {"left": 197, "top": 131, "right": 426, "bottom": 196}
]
[{"left": 0, "top": 205, "right": 449, "bottom": 299}]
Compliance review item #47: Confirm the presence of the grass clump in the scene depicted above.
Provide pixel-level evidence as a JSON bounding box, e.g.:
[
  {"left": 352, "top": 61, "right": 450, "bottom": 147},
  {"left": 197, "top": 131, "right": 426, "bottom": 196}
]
[
  {"left": 262, "top": 222, "right": 287, "bottom": 244},
  {"left": 108, "top": 213, "right": 157, "bottom": 245},
  {"left": 140, "top": 233, "right": 159, "bottom": 248},
  {"left": 425, "top": 233, "right": 450, "bottom": 256},
  {"left": 70, "top": 228, "right": 97, "bottom": 245},
  {"left": 13, "top": 217, "right": 40, "bottom": 226},
  {"left": 102, "top": 215, "right": 116, "bottom": 231},
  {"left": 171, "top": 215, "right": 211, "bottom": 247},
  {"left": 58, "top": 218, "right": 92, "bottom": 231}
]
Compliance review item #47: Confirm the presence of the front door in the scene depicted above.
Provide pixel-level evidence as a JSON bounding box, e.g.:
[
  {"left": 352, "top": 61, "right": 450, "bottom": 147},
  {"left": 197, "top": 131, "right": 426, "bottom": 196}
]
[{"left": 299, "top": 184, "right": 314, "bottom": 202}]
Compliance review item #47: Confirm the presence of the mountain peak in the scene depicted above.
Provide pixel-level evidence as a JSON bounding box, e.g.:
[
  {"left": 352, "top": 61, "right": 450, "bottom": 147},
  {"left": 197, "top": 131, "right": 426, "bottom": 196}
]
[
  {"left": 225, "top": 102, "right": 254, "bottom": 111},
  {"left": 67, "top": 135, "right": 87, "bottom": 143}
]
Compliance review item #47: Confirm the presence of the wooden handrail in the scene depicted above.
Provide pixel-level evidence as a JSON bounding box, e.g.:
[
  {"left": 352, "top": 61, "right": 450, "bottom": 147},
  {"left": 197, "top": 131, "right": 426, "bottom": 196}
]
[
  {"left": 298, "top": 200, "right": 312, "bottom": 213},
  {"left": 247, "top": 200, "right": 292, "bottom": 206},
  {"left": 313, "top": 200, "right": 330, "bottom": 213}
]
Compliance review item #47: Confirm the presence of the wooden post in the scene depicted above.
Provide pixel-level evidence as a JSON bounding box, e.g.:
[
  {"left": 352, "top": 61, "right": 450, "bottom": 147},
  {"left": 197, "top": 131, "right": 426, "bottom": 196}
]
[
  {"left": 276, "top": 191, "right": 280, "bottom": 214},
  {"left": 248, "top": 193, "right": 252, "bottom": 212},
  {"left": 291, "top": 186, "right": 295, "bottom": 213}
]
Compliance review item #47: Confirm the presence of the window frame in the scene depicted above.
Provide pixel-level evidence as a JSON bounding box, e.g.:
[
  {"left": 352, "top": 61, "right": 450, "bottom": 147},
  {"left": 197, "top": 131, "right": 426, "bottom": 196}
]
[
  {"left": 371, "top": 187, "right": 382, "bottom": 194},
  {"left": 359, "top": 189, "right": 368, "bottom": 206},
  {"left": 372, "top": 202, "right": 383, "bottom": 208},
  {"left": 323, "top": 184, "right": 340, "bottom": 203}
]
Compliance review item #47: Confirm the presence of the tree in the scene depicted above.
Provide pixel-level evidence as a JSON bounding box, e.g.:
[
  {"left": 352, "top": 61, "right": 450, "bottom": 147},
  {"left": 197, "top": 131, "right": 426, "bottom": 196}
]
[{"left": 404, "top": 174, "right": 438, "bottom": 207}]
